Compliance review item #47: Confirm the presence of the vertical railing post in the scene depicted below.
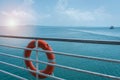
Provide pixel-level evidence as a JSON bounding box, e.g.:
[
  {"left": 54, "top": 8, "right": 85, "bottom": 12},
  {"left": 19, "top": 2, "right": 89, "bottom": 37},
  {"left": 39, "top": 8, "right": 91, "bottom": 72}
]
[{"left": 35, "top": 39, "right": 39, "bottom": 80}]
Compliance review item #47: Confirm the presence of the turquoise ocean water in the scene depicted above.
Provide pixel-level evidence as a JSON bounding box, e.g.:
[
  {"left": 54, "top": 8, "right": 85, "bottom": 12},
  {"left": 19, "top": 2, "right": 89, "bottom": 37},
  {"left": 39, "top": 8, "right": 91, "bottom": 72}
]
[{"left": 0, "top": 26, "right": 120, "bottom": 80}]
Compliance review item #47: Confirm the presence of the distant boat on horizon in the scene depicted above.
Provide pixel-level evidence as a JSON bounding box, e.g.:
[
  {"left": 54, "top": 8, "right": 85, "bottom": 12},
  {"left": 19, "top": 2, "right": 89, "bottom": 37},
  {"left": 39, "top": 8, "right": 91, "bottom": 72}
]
[{"left": 109, "top": 26, "right": 114, "bottom": 29}]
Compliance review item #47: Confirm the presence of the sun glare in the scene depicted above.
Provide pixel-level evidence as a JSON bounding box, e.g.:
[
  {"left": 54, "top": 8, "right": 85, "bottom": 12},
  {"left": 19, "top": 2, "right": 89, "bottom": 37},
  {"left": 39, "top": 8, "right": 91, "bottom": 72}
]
[{"left": 6, "top": 18, "right": 18, "bottom": 28}]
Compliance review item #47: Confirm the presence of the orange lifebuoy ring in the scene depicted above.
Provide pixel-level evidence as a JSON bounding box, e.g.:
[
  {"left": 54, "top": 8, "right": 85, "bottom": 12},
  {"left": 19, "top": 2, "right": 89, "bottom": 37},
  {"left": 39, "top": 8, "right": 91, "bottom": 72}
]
[{"left": 24, "top": 40, "right": 55, "bottom": 79}]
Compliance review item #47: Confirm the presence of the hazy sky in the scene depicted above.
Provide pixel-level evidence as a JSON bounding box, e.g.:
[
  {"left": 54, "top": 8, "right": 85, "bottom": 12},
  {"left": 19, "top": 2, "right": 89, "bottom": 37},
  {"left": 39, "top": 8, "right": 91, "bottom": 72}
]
[{"left": 0, "top": 0, "right": 120, "bottom": 26}]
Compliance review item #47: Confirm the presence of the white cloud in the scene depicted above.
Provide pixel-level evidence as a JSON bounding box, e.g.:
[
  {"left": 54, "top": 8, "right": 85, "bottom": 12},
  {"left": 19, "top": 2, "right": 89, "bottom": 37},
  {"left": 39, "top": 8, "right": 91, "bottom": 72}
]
[
  {"left": 56, "top": 0, "right": 68, "bottom": 11},
  {"left": 0, "top": 0, "right": 50, "bottom": 25},
  {"left": 23, "top": 0, "right": 34, "bottom": 6},
  {"left": 1, "top": 10, "right": 36, "bottom": 21},
  {"left": 0, "top": 0, "right": 113, "bottom": 26},
  {"left": 20, "top": 0, "right": 51, "bottom": 24},
  {"left": 55, "top": 0, "right": 112, "bottom": 26},
  {"left": 64, "top": 8, "right": 95, "bottom": 21},
  {"left": 64, "top": 7, "right": 112, "bottom": 22},
  {"left": 0, "top": 0, "right": 35, "bottom": 25}
]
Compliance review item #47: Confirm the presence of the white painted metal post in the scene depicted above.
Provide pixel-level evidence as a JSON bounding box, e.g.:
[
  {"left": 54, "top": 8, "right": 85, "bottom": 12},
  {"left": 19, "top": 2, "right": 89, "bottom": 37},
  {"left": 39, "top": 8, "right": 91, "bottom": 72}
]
[{"left": 35, "top": 39, "right": 39, "bottom": 80}]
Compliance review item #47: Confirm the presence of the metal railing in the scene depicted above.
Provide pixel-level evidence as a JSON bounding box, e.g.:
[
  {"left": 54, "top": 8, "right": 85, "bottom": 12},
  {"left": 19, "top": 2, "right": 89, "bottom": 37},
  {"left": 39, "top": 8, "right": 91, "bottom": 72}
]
[{"left": 0, "top": 35, "right": 120, "bottom": 80}]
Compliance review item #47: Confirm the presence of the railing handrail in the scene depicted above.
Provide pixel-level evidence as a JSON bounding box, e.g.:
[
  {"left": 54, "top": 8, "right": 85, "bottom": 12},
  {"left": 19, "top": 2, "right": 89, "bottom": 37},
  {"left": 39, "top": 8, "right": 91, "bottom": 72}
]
[
  {"left": 0, "top": 60, "right": 64, "bottom": 80},
  {"left": 1, "top": 44, "right": 120, "bottom": 64},
  {"left": 0, "top": 69, "right": 28, "bottom": 80},
  {"left": 0, "top": 35, "right": 120, "bottom": 45}
]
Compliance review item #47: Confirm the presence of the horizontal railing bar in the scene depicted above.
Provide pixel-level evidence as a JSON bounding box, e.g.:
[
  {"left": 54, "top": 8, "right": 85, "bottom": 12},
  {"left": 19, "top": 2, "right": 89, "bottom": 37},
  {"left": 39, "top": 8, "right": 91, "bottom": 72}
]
[
  {"left": 0, "top": 61, "right": 65, "bottom": 80},
  {"left": 0, "top": 69, "right": 28, "bottom": 80},
  {"left": 1, "top": 52, "right": 120, "bottom": 80},
  {"left": 0, "top": 44, "right": 120, "bottom": 64},
  {"left": 0, "top": 35, "right": 120, "bottom": 45}
]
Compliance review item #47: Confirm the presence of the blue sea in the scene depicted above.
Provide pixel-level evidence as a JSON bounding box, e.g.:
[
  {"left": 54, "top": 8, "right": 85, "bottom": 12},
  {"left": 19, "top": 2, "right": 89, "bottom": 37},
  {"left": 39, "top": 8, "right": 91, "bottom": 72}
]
[{"left": 0, "top": 26, "right": 120, "bottom": 80}]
